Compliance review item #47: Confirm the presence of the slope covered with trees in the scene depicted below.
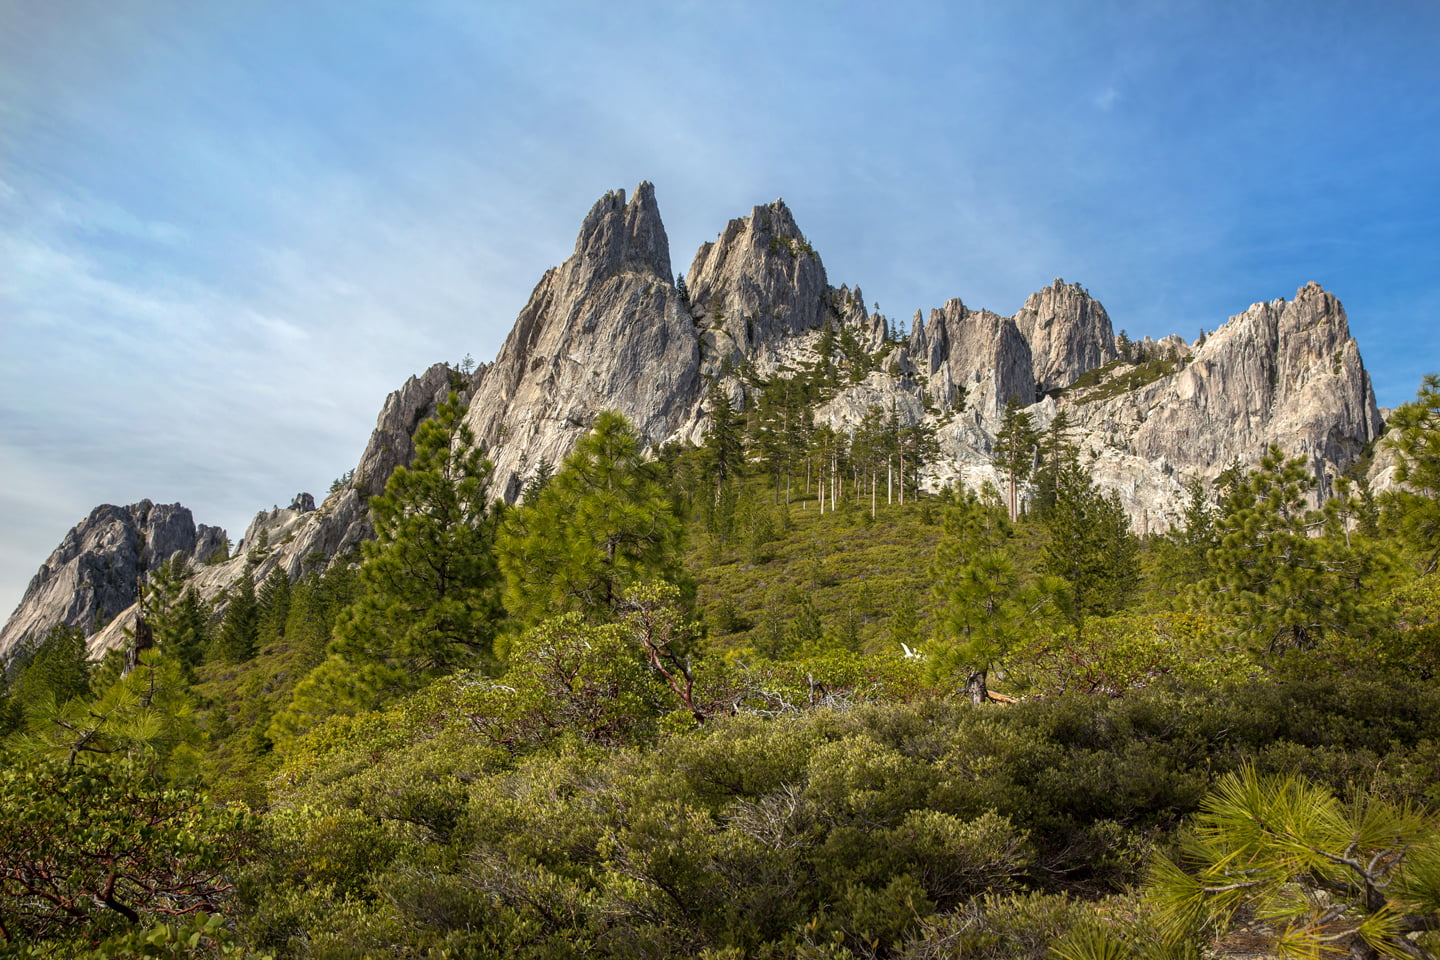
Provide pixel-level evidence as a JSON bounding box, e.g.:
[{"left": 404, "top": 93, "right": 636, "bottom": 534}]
[{"left": 3, "top": 372, "right": 1440, "bottom": 959}]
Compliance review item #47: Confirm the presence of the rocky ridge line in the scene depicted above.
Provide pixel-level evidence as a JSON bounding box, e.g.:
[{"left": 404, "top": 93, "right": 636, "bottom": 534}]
[{"left": 0, "top": 183, "right": 1386, "bottom": 657}]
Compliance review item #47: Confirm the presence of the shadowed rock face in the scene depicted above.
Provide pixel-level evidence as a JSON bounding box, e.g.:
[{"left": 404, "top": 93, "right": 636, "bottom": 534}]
[
  {"left": 461, "top": 181, "right": 701, "bottom": 498},
  {"left": 0, "top": 501, "right": 226, "bottom": 659}
]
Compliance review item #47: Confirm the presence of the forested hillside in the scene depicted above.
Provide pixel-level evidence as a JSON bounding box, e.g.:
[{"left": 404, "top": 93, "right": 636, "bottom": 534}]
[{"left": 4, "top": 374, "right": 1440, "bottom": 959}]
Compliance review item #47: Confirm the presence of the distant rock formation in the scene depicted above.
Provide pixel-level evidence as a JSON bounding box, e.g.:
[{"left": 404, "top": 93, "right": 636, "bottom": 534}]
[
  {"left": 460, "top": 182, "right": 701, "bottom": 498},
  {"left": 911, "top": 299, "right": 1034, "bottom": 418},
  {"left": 685, "top": 199, "right": 831, "bottom": 355},
  {"left": 1013, "top": 280, "right": 1117, "bottom": 393},
  {"left": 1068, "top": 282, "right": 1381, "bottom": 505},
  {"left": 0, "top": 183, "right": 1388, "bottom": 659},
  {"left": 0, "top": 501, "right": 226, "bottom": 658}
]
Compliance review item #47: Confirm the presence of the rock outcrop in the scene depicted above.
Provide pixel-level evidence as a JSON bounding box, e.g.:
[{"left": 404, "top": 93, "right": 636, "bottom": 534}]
[
  {"left": 684, "top": 200, "right": 830, "bottom": 362},
  {"left": 461, "top": 182, "right": 701, "bottom": 496},
  {"left": 912, "top": 299, "right": 1034, "bottom": 417},
  {"left": 1014, "top": 280, "right": 1117, "bottom": 393},
  {"left": 0, "top": 186, "right": 1390, "bottom": 660},
  {"left": 1069, "top": 282, "right": 1381, "bottom": 490},
  {"left": 0, "top": 501, "right": 227, "bottom": 659}
]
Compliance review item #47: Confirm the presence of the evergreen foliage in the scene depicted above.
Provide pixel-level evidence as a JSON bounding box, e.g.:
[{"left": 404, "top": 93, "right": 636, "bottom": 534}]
[
  {"left": 7, "top": 623, "right": 91, "bottom": 718},
  {"left": 700, "top": 382, "right": 746, "bottom": 514},
  {"left": 1040, "top": 455, "right": 1140, "bottom": 635},
  {"left": 1140, "top": 767, "right": 1440, "bottom": 958},
  {"left": 16, "top": 374, "right": 1440, "bottom": 958},
  {"left": 1200, "top": 444, "right": 1395, "bottom": 652},
  {"left": 1028, "top": 410, "right": 1073, "bottom": 516},
  {"left": 499, "top": 410, "right": 684, "bottom": 625},
  {"left": 211, "top": 573, "right": 259, "bottom": 664},
  {"left": 275, "top": 391, "right": 502, "bottom": 739},
  {"left": 991, "top": 396, "right": 1039, "bottom": 521},
  {"left": 255, "top": 568, "right": 291, "bottom": 650},
  {"left": 143, "top": 557, "right": 212, "bottom": 675},
  {"left": 1386, "top": 372, "right": 1440, "bottom": 571},
  {"left": 929, "top": 494, "right": 1060, "bottom": 702}
]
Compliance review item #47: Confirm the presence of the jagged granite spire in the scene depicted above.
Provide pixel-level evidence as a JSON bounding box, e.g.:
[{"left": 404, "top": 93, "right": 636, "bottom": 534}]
[
  {"left": 685, "top": 199, "right": 831, "bottom": 355},
  {"left": 570, "top": 181, "right": 672, "bottom": 283},
  {"left": 462, "top": 182, "right": 701, "bottom": 498},
  {"left": 1014, "top": 279, "right": 1117, "bottom": 393}
]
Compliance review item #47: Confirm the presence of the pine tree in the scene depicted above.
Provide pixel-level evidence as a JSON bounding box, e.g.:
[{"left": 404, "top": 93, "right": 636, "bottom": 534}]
[
  {"left": 1039, "top": 454, "right": 1140, "bottom": 638},
  {"left": 991, "top": 396, "right": 1039, "bottom": 522},
  {"left": 212, "top": 573, "right": 259, "bottom": 664},
  {"left": 1201, "top": 444, "right": 1395, "bottom": 652},
  {"left": 1385, "top": 373, "right": 1440, "bottom": 571},
  {"left": 255, "top": 568, "right": 291, "bottom": 649},
  {"left": 815, "top": 321, "right": 838, "bottom": 387},
  {"left": 8, "top": 624, "right": 91, "bottom": 719},
  {"left": 1029, "top": 411, "right": 1073, "bottom": 517},
  {"left": 141, "top": 559, "right": 211, "bottom": 676},
  {"left": 930, "top": 495, "right": 1058, "bottom": 703},
  {"left": 1140, "top": 768, "right": 1440, "bottom": 958},
  {"left": 896, "top": 418, "right": 940, "bottom": 504},
  {"left": 700, "top": 383, "right": 746, "bottom": 511},
  {"left": 278, "top": 391, "right": 503, "bottom": 730},
  {"left": 1116, "top": 329, "right": 1132, "bottom": 361},
  {"left": 499, "top": 411, "right": 685, "bottom": 626}
]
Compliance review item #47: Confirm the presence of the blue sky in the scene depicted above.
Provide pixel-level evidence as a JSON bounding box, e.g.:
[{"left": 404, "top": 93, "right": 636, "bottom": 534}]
[{"left": 2, "top": 0, "right": 1438, "bottom": 620}]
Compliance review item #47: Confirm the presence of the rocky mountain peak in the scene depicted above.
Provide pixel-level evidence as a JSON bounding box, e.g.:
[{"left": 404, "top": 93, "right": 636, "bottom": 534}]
[
  {"left": 570, "top": 181, "right": 671, "bottom": 283},
  {"left": 685, "top": 198, "right": 830, "bottom": 357},
  {"left": 0, "top": 500, "right": 228, "bottom": 659},
  {"left": 462, "top": 182, "right": 699, "bottom": 497},
  {"left": 1014, "top": 278, "right": 1117, "bottom": 392}
]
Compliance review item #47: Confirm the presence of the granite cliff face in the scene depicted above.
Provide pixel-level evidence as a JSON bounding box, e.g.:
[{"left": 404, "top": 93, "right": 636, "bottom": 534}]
[
  {"left": 685, "top": 200, "right": 831, "bottom": 359},
  {"left": 0, "top": 183, "right": 1389, "bottom": 658},
  {"left": 461, "top": 182, "right": 701, "bottom": 498},
  {"left": 911, "top": 299, "right": 1034, "bottom": 418},
  {"left": 1014, "top": 280, "right": 1117, "bottom": 393},
  {"left": 1068, "top": 283, "right": 1381, "bottom": 496},
  {"left": 0, "top": 501, "right": 226, "bottom": 657}
]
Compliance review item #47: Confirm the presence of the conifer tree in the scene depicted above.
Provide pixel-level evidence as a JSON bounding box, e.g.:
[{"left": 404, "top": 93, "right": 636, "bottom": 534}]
[
  {"left": 991, "top": 396, "right": 1039, "bottom": 522},
  {"left": 1385, "top": 373, "right": 1440, "bottom": 571},
  {"left": 1201, "top": 444, "right": 1395, "bottom": 652},
  {"left": 212, "top": 573, "right": 260, "bottom": 664},
  {"left": 278, "top": 392, "right": 502, "bottom": 730},
  {"left": 1029, "top": 411, "right": 1073, "bottom": 517},
  {"left": 142, "top": 557, "right": 210, "bottom": 674},
  {"left": 930, "top": 494, "right": 1059, "bottom": 703},
  {"left": 255, "top": 568, "right": 291, "bottom": 649},
  {"left": 700, "top": 383, "right": 746, "bottom": 510},
  {"left": 1040, "top": 454, "right": 1140, "bottom": 637},
  {"left": 499, "top": 411, "right": 684, "bottom": 626},
  {"left": 897, "top": 417, "right": 940, "bottom": 504},
  {"left": 1140, "top": 768, "right": 1440, "bottom": 958},
  {"left": 8, "top": 624, "right": 91, "bottom": 719}
]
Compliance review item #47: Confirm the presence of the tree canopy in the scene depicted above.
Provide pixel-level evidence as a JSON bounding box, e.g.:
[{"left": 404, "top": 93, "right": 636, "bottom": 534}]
[{"left": 498, "top": 410, "right": 685, "bottom": 626}]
